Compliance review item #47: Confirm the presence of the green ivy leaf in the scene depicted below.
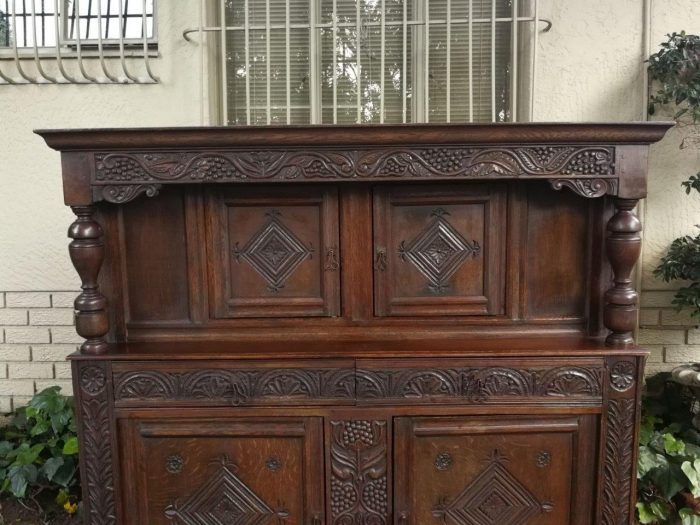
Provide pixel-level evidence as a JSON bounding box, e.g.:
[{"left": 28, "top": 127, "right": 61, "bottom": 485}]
[
  {"left": 664, "top": 432, "right": 687, "bottom": 455},
  {"left": 62, "top": 437, "right": 79, "bottom": 456},
  {"left": 637, "top": 501, "right": 658, "bottom": 523},
  {"left": 41, "top": 456, "right": 64, "bottom": 481},
  {"left": 680, "top": 507, "right": 700, "bottom": 525}
]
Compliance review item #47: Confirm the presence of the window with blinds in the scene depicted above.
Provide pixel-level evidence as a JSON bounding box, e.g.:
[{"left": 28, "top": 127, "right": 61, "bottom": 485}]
[{"left": 224, "top": 0, "right": 534, "bottom": 125}]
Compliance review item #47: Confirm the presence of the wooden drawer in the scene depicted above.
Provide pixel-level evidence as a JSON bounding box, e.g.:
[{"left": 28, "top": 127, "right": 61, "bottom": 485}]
[{"left": 111, "top": 360, "right": 356, "bottom": 407}]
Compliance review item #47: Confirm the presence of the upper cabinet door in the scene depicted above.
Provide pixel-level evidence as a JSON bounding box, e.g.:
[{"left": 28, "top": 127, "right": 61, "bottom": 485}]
[
  {"left": 207, "top": 186, "right": 340, "bottom": 318},
  {"left": 373, "top": 185, "right": 506, "bottom": 317},
  {"left": 394, "top": 415, "right": 597, "bottom": 525}
]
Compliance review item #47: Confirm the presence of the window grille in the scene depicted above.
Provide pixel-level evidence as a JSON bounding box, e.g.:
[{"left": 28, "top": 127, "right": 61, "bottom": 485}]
[
  {"left": 185, "top": 0, "right": 549, "bottom": 125},
  {"left": 0, "top": 0, "right": 158, "bottom": 84}
]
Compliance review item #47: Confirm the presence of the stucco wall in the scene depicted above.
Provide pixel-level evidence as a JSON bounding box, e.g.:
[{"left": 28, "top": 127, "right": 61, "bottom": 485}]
[{"left": 0, "top": 0, "right": 698, "bottom": 410}]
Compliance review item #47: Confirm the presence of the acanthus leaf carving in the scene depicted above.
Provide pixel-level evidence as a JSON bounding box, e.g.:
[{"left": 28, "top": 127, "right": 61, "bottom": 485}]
[
  {"left": 78, "top": 363, "right": 116, "bottom": 525},
  {"left": 601, "top": 398, "right": 635, "bottom": 525},
  {"left": 113, "top": 368, "right": 356, "bottom": 404}
]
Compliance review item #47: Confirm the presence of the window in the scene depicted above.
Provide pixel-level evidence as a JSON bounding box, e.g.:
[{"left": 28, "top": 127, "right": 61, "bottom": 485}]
[
  {"left": 0, "top": 0, "right": 155, "bottom": 49},
  {"left": 223, "top": 0, "right": 536, "bottom": 125}
]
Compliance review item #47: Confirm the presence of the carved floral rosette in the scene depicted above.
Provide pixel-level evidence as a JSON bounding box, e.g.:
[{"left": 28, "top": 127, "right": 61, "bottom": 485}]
[{"left": 92, "top": 145, "right": 617, "bottom": 203}]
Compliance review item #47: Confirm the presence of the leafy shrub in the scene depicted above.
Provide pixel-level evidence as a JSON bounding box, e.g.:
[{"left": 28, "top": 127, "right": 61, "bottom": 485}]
[
  {"left": 648, "top": 32, "right": 700, "bottom": 122},
  {"left": 648, "top": 32, "right": 700, "bottom": 319},
  {"left": 637, "top": 373, "right": 700, "bottom": 524},
  {"left": 0, "top": 387, "right": 80, "bottom": 516}
]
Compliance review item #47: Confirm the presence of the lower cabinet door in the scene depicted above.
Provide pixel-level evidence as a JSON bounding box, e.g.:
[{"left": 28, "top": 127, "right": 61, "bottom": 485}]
[
  {"left": 118, "top": 417, "right": 324, "bottom": 524},
  {"left": 394, "top": 415, "right": 597, "bottom": 525}
]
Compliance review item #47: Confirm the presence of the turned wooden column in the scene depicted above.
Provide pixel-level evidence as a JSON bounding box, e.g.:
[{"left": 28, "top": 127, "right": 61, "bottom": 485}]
[
  {"left": 68, "top": 206, "right": 109, "bottom": 354},
  {"left": 604, "top": 198, "right": 642, "bottom": 346}
]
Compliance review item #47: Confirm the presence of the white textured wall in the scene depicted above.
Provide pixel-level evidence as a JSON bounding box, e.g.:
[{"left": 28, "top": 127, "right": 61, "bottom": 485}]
[
  {"left": 0, "top": 1, "right": 699, "bottom": 410},
  {"left": 0, "top": 3, "right": 206, "bottom": 291}
]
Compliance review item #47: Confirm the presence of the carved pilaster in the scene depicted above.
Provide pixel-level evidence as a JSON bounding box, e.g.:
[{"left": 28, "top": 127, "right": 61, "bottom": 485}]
[
  {"left": 74, "top": 361, "right": 117, "bottom": 525},
  {"left": 328, "top": 420, "right": 389, "bottom": 524},
  {"left": 599, "top": 357, "right": 640, "bottom": 525},
  {"left": 68, "top": 206, "right": 109, "bottom": 354},
  {"left": 604, "top": 199, "right": 641, "bottom": 346}
]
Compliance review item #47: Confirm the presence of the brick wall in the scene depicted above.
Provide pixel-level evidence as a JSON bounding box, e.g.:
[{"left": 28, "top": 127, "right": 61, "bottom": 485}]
[
  {"left": 0, "top": 288, "right": 698, "bottom": 413},
  {"left": 639, "top": 290, "right": 700, "bottom": 377},
  {"left": 0, "top": 291, "right": 79, "bottom": 413}
]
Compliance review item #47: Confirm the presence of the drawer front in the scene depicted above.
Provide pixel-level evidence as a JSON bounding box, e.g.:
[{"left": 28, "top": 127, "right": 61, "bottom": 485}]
[
  {"left": 356, "top": 358, "right": 605, "bottom": 406},
  {"left": 119, "top": 417, "right": 324, "bottom": 525},
  {"left": 112, "top": 360, "right": 356, "bottom": 407}
]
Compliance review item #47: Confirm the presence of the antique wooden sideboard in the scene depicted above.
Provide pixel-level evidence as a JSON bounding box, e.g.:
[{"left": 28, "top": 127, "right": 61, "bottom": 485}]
[{"left": 38, "top": 122, "right": 672, "bottom": 525}]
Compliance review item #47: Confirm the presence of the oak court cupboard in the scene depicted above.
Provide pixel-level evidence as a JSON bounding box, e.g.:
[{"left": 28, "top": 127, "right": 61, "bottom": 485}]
[{"left": 37, "top": 122, "right": 673, "bottom": 525}]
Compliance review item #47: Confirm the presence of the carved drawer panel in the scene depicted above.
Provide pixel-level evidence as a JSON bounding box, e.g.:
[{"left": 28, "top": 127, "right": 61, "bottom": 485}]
[
  {"left": 373, "top": 184, "right": 506, "bottom": 316},
  {"left": 394, "top": 415, "right": 597, "bottom": 525},
  {"left": 118, "top": 417, "right": 324, "bottom": 525},
  {"left": 356, "top": 358, "right": 605, "bottom": 405},
  {"left": 207, "top": 186, "right": 340, "bottom": 318},
  {"left": 111, "top": 360, "right": 356, "bottom": 407}
]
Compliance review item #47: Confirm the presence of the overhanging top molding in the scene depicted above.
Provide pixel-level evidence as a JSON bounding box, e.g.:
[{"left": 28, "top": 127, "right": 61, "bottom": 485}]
[
  {"left": 37, "top": 122, "right": 673, "bottom": 151},
  {"left": 35, "top": 123, "right": 673, "bottom": 205}
]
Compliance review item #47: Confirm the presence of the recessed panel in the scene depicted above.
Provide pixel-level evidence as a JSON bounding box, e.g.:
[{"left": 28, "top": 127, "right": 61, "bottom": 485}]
[
  {"left": 374, "top": 185, "right": 506, "bottom": 316},
  {"left": 207, "top": 186, "right": 340, "bottom": 318}
]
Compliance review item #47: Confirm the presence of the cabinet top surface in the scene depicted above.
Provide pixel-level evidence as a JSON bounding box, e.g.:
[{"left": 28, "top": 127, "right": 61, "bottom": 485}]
[{"left": 36, "top": 122, "right": 673, "bottom": 151}]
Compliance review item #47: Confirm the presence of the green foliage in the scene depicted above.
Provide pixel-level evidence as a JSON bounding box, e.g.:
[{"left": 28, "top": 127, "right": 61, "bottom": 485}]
[
  {"left": 637, "top": 373, "right": 700, "bottom": 523},
  {"left": 0, "top": 387, "right": 79, "bottom": 513},
  {"left": 647, "top": 32, "right": 700, "bottom": 319},
  {"left": 648, "top": 32, "right": 700, "bottom": 122}
]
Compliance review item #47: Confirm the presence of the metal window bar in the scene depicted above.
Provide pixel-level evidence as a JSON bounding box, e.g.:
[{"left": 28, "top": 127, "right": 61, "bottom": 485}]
[
  {"left": 0, "top": 0, "right": 158, "bottom": 84},
  {"left": 184, "top": 0, "right": 550, "bottom": 124}
]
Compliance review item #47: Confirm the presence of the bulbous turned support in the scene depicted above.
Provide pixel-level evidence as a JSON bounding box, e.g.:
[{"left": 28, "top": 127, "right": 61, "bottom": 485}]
[
  {"left": 604, "top": 198, "right": 642, "bottom": 346},
  {"left": 68, "top": 206, "right": 109, "bottom": 354}
]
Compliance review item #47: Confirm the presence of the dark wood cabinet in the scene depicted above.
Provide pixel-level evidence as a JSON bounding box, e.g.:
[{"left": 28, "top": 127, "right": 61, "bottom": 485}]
[{"left": 39, "top": 122, "right": 672, "bottom": 524}]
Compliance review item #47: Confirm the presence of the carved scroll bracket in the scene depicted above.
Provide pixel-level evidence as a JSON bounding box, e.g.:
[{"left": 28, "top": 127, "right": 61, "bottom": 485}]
[
  {"left": 69, "top": 206, "right": 109, "bottom": 354},
  {"left": 549, "top": 177, "right": 619, "bottom": 198},
  {"left": 604, "top": 199, "right": 642, "bottom": 345}
]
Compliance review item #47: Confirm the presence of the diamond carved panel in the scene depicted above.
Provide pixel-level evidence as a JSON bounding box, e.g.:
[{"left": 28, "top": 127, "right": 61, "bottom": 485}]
[
  {"left": 433, "top": 450, "right": 552, "bottom": 525},
  {"left": 164, "top": 457, "right": 287, "bottom": 525},
  {"left": 233, "top": 210, "right": 313, "bottom": 292},
  {"left": 399, "top": 208, "right": 480, "bottom": 294}
]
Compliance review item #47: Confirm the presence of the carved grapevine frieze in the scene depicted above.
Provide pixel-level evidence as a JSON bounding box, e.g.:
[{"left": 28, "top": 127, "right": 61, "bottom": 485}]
[
  {"left": 330, "top": 420, "right": 388, "bottom": 524},
  {"left": 92, "top": 146, "right": 616, "bottom": 202},
  {"left": 399, "top": 208, "right": 481, "bottom": 294},
  {"left": 432, "top": 450, "right": 553, "bottom": 525},
  {"left": 78, "top": 363, "right": 116, "bottom": 525},
  {"left": 164, "top": 456, "right": 289, "bottom": 524},
  {"left": 113, "top": 367, "right": 355, "bottom": 404}
]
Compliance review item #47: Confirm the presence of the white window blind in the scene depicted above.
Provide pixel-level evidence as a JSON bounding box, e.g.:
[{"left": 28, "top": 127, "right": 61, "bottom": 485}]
[{"left": 223, "top": 0, "right": 538, "bottom": 125}]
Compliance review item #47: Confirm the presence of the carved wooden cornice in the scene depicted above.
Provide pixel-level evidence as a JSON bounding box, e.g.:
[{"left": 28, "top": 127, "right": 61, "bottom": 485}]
[{"left": 91, "top": 145, "right": 618, "bottom": 203}]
